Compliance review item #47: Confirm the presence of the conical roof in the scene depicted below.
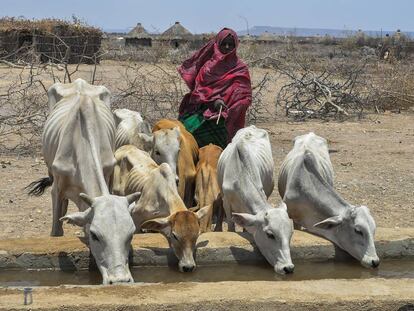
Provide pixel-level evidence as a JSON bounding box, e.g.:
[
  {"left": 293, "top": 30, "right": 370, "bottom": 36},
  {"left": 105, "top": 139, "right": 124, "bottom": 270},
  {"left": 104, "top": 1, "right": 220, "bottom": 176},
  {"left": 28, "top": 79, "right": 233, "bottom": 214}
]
[
  {"left": 127, "top": 23, "right": 150, "bottom": 38},
  {"left": 161, "top": 21, "right": 192, "bottom": 39}
]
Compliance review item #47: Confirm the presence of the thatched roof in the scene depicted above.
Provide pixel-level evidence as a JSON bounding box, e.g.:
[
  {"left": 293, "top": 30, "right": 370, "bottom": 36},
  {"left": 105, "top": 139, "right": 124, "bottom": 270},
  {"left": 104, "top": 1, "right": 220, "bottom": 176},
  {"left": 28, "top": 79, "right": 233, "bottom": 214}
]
[
  {"left": 240, "top": 34, "right": 254, "bottom": 42},
  {"left": 257, "top": 31, "right": 276, "bottom": 41},
  {"left": 161, "top": 22, "right": 192, "bottom": 39},
  {"left": 0, "top": 17, "right": 102, "bottom": 35},
  {"left": 127, "top": 23, "right": 151, "bottom": 39}
]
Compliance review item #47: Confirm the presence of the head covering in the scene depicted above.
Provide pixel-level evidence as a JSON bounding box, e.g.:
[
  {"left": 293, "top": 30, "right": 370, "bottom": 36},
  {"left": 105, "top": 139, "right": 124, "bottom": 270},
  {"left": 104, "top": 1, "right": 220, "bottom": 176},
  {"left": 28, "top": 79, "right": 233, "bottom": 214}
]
[{"left": 178, "top": 28, "right": 252, "bottom": 123}]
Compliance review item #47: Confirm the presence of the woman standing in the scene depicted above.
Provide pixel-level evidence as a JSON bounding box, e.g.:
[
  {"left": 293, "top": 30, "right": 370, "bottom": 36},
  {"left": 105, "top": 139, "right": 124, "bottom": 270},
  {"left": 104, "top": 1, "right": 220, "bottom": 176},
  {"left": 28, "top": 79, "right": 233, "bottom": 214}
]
[{"left": 178, "top": 28, "right": 252, "bottom": 148}]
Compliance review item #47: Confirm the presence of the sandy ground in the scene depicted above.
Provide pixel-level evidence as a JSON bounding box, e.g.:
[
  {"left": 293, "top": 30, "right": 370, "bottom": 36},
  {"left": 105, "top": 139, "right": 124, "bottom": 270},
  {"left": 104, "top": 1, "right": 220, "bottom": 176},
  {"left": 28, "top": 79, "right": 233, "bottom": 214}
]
[
  {"left": 1, "top": 279, "right": 414, "bottom": 311},
  {"left": 0, "top": 113, "right": 413, "bottom": 239}
]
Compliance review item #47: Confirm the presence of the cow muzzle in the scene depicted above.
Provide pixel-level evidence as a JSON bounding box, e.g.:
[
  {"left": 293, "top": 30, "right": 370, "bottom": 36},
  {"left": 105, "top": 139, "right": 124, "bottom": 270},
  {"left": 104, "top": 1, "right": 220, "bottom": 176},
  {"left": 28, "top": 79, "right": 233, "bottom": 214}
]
[
  {"left": 361, "top": 254, "right": 380, "bottom": 269},
  {"left": 274, "top": 263, "right": 295, "bottom": 275},
  {"left": 104, "top": 265, "right": 134, "bottom": 285},
  {"left": 179, "top": 257, "right": 196, "bottom": 273}
]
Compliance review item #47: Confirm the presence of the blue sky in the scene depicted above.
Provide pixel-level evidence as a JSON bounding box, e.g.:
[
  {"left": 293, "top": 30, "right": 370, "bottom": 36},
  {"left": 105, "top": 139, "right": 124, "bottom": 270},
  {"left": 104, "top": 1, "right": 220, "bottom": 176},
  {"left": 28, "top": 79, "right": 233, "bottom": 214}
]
[{"left": 2, "top": 0, "right": 413, "bottom": 33}]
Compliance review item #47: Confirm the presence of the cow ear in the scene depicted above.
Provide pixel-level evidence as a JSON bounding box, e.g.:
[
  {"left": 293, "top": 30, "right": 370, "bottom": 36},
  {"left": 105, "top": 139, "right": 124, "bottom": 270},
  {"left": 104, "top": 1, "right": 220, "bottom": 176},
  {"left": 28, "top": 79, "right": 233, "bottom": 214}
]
[
  {"left": 79, "top": 193, "right": 94, "bottom": 207},
  {"left": 313, "top": 215, "right": 343, "bottom": 229},
  {"left": 126, "top": 192, "right": 141, "bottom": 205},
  {"left": 141, "top": 217, "right": 171, "bottom": 234},
  {"left": 232, "top": 213, "right": 258, "bottom": 229},
  {"left": 60, "top": 208, "right": 92, "bottom": 227},
  {"left": 196, "top": 205, "right": 211, "bottom": 223}
]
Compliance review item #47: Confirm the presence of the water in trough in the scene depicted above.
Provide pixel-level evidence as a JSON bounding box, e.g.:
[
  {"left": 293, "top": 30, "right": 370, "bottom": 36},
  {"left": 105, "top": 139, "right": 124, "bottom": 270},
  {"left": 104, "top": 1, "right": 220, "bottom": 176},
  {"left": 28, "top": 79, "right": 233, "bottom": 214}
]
[{"left": 1, "top": 259, "right": 413, "bottom": 287}]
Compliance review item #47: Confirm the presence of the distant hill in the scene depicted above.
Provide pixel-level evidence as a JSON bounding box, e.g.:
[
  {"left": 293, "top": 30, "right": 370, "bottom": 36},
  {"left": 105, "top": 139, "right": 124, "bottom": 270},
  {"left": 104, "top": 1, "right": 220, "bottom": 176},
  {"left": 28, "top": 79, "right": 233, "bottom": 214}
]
[
  {"left": 238, "top": 26, "right": 414, "bottom": 38},
  {"left": 103, "top": 25, "right": 414, "bottom": 38}
]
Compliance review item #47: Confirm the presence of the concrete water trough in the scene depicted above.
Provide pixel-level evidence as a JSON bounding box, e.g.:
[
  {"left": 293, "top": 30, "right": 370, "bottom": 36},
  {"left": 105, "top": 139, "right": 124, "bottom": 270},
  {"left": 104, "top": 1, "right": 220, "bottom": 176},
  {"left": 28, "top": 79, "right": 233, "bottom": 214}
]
[
  {"left": 1, "top": 228, "right": 414, "bottom": 310},
  {"left": 1, "top": 228, "right": 414, "bottom": 270}
]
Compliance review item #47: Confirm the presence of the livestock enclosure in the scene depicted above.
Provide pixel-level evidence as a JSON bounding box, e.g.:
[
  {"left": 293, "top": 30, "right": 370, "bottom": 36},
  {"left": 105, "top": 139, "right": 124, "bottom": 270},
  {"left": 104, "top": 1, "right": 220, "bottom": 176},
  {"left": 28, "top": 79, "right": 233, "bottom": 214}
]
[{"left": 0, "top": 17, "right": 102, "bottom": 64}]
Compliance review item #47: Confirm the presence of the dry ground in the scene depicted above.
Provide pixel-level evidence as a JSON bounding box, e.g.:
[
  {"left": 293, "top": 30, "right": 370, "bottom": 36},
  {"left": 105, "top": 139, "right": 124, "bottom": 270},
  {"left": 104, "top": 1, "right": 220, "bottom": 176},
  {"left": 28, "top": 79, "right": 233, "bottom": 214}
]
[
  {"left": 1, "top": 279, "right": 414, "bottom": 311},
  {"left": 0, "top": 113, "right": 413, "bottom": 239}
]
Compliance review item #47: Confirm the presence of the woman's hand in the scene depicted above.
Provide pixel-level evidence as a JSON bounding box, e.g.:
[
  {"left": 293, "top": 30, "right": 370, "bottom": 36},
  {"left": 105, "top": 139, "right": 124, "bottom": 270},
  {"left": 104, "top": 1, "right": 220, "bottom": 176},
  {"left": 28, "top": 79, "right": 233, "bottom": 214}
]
[{"left": 212, "top": 99, "right": 227, "bottom": 111}]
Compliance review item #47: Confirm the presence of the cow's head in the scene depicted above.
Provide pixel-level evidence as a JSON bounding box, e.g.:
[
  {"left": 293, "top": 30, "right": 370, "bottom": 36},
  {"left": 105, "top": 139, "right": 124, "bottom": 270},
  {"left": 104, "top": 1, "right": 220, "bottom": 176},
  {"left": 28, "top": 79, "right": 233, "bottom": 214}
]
[
  {"left": 141, "top": 207, "right": 209, "bottom": 272},
  {"left": 150, "top": 127, "right": 180, "bottom": 184},
  {"left": 233, "top": 203, "right": 294, "bottom": 274},
  {"left": 61, "top": 192, "right": 140, "bottom": 285},
  {"left": 314, "top": 205, "right": 379, "bottom": 268}
]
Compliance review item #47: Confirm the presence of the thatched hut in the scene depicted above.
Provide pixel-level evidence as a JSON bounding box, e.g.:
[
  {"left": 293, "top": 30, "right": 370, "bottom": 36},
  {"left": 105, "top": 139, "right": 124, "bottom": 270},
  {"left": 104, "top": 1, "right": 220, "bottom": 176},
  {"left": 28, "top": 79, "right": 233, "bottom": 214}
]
[
  {"left": 0, "top": 18, "right": 102, "bottom": 64},
  {"left": 159, "top": 21, "right": 193, "bottom": 48},
  {"left": 240, "top": 34, "right": 255, "bottom": 43},
  {"left": 125, "top": 23, "right": 152, "bottom": 47},
  {"left": 257, "top": 31, "right": 278, "bottom": 45}
]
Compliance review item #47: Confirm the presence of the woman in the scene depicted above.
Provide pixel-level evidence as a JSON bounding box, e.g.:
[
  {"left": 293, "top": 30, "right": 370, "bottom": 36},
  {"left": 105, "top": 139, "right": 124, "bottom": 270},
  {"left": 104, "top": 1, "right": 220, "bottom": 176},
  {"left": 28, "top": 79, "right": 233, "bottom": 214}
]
[{"left": 178, "top": 28, "right": 252, "bottom": 149}]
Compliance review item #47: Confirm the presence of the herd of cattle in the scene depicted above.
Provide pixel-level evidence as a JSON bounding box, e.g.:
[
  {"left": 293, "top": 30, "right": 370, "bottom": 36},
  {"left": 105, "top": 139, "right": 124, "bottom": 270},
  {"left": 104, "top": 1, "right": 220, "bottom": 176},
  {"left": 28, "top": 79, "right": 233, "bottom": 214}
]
[{"left": 27, "top": 79, "right": 380, "bottom": 285}]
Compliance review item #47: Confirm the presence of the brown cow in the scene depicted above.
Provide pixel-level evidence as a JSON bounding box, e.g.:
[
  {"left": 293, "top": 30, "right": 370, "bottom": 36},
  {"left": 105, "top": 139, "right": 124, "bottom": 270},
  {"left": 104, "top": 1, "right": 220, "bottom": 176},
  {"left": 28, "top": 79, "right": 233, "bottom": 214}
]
[
  {"left": 194, "top": 144, "right": 223, "bottom": 232},
  {"left": 152, "top": 119, "right": 199, "bottom": 208}
]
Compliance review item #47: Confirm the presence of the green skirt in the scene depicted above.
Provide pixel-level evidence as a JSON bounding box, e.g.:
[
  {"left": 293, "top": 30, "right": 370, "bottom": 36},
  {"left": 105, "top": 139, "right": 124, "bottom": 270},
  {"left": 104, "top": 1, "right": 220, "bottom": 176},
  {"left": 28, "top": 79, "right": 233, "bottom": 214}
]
[{"left": 179, "top": 111, "right": 227, "bottom": 149}]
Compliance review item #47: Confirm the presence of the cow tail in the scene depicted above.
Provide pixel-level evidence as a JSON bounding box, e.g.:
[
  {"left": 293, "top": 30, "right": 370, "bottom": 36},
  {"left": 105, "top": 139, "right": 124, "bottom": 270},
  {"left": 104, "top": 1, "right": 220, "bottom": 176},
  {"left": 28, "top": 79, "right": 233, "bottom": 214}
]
[{"left": 25, "top": 176, "right": 54, "bottom": 196}]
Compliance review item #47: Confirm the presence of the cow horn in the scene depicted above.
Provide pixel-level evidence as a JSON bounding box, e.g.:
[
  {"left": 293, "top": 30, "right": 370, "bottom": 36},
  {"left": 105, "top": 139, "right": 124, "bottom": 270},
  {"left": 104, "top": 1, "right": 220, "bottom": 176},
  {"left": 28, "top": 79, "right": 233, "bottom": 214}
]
[
  {"left": 79, "top": 193, "right": 94, "bottom": 207},
  {"left": 126, "top": 192, "right": 141, "bottom": 204}
]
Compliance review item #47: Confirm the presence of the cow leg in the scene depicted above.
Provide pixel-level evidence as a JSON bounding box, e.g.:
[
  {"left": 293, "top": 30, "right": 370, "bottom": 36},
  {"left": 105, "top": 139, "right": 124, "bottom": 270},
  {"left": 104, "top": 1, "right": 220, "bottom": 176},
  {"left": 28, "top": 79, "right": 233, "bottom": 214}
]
[
  {"left": 184, "top": 173, "right": 196, "bottom": 208},
  {"left": 223, "top": 196, "right": 235, "bottom": 232},
  {"left": 213, "top": 195, "right": 224, "bottom": 232},
  {"left": 51, "top": 184, "right": 65, "bottom": 236},
  {"left": 199, "top": 204, "right": 213, "bottom": 233}
]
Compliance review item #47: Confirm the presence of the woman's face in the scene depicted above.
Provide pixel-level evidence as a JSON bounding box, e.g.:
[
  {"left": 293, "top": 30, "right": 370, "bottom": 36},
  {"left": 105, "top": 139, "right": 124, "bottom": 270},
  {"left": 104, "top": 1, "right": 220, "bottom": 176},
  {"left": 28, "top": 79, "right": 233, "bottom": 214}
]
[{"left": 219, "top": 34, "right": 236, "bottom": 54}]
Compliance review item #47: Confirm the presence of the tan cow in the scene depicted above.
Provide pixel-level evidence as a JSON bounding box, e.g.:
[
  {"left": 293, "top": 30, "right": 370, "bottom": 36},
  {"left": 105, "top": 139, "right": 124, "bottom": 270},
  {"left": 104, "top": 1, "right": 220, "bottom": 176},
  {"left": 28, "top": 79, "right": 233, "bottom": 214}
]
[
  {"left": 112, "top": 145, "right": 209, "bottom": 272},
  {"left": 152, "top": 119, "right": 199, "bottom": 208},
  {"left": 194, "top": 144, "right": 223, "bottom": 232}
]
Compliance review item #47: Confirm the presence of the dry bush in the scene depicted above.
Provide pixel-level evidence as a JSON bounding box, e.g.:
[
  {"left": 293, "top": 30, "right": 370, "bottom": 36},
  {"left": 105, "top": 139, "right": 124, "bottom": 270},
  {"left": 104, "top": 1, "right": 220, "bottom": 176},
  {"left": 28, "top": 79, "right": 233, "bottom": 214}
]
[
  {"left": 272, "top": 56, "right": 370, "bottom": 120},
  {"left": 108, "top": 62, "right": 185, "bottom": 123},
  {"left": 0, "top": 65, "right": 49, "bottom": 154},
  {"left": 366, "top": 61, "right": 414, "bottom": 111},
  {"left": 1, "top": 36, "right": 413, "bottom": 155}
]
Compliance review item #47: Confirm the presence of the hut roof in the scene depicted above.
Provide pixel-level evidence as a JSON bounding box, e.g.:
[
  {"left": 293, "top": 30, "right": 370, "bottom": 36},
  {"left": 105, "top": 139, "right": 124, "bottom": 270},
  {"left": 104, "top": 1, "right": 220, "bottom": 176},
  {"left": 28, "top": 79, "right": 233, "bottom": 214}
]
[
  {"left": 258, "top": 31, "right": 276, "bottom": 41},
  {"left": 240, "top": 34, "right": 254, "bottom": 42},
  {"left": 127, "top": 22, "right": 151, "bottom": 38},
  {"left": 0, "top": 17, "right": 101, "bottom": 35},
  {"left": 161, "top": 22, "right": 192, "bottom": 39}
]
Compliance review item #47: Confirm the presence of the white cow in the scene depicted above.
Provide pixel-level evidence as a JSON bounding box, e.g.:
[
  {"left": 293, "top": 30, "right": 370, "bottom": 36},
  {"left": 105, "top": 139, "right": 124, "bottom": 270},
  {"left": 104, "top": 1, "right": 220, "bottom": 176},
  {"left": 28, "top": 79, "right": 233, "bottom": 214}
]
[
  {"left": 150, "top": 127, "right": 181, "bottom": 185},
  {"left": 113, "top": 111, "right": 181, "bottom": 184},
  {"left": 278, "top": 132, "right": 380, "bottom": 268},
  {"left": 113, "top": 108, "right": 152, "bottom": 151},
  {"left": 26, "top": 79, "right": 140, "bottom": 284},
  {"left": 218, "top": 126, "right": 294, "bottom": 274}
]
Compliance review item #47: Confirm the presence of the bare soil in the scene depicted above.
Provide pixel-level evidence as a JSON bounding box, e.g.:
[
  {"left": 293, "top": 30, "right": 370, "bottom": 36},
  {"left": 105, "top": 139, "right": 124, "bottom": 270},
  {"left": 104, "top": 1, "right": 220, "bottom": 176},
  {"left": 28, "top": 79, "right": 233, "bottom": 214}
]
[
  {"left": 1, "top": 279, "right": 414, "bottom": 311},
  {"left": 0, "top": 113, "right": 413, "bottom": 239}
]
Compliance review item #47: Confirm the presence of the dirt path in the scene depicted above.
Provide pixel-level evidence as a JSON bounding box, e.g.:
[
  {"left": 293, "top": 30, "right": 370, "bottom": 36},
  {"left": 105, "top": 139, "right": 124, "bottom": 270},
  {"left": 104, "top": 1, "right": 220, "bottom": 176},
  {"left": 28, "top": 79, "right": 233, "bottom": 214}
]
[{"left": 0, "top": 113, "right": 413, "bottom": 239}]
